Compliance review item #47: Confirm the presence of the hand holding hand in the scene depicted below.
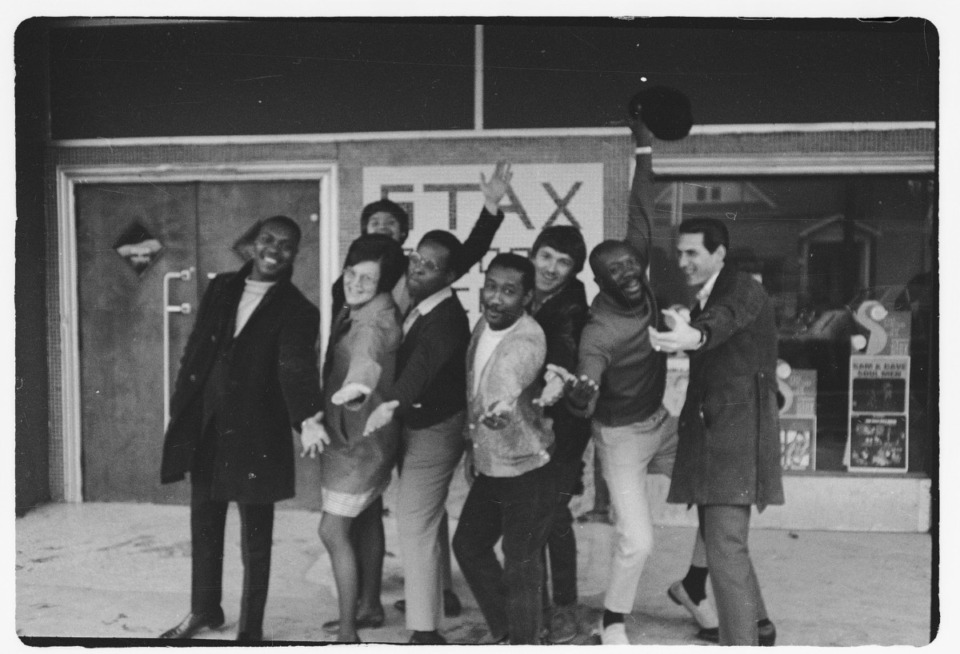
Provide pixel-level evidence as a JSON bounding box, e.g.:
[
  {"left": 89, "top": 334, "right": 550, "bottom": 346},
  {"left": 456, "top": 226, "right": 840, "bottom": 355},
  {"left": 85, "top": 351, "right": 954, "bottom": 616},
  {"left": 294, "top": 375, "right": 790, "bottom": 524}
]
[
  {"left": 649, "top": 310, "right": 703, "bottom": 353},
  {"left": 363, "top": 400, "right": 399, "bottom": 437},
  {"left": 534, "top": 363, "right": 574, "bottom": 407},
  {"left": 480, "top": 399, "right": 515, "bottom": 430},
  {"left": 331, "top": 382, "right": 372, "bottom": 410},
  {"left": 480, "top": 160, "right": 513, "bottom": 214},
  {"left": 664, "top": 305, "right": 691, "bottom": 330}
]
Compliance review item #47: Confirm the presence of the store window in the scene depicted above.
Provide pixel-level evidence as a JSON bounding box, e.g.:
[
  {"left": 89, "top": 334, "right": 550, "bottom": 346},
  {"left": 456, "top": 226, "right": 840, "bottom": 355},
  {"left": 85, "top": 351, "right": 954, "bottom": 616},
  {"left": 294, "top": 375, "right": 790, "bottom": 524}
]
[{"left": 650, "top": 176, "right": 936, "bottom": 475}]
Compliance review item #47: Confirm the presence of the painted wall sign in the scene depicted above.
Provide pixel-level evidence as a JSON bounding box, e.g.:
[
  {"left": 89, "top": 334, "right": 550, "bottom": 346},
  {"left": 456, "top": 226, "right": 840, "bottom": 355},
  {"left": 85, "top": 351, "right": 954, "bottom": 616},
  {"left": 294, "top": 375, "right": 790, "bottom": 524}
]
[{"left": 364, "top": 163, "right": 604, "bottom": 326}]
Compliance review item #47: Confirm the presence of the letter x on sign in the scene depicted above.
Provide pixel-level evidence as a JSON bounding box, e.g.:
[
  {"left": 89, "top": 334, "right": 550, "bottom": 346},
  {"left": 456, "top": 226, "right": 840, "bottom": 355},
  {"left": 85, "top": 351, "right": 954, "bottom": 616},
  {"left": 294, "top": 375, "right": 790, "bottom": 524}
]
[{"left": 542, "top": 182, "right": 582, "bottom": 229}]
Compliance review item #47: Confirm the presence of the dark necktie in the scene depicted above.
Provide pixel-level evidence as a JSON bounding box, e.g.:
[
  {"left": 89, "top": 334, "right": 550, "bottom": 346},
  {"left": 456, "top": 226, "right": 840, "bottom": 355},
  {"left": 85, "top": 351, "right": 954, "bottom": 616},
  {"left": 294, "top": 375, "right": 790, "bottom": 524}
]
[{"left": 690, "top": 301, "right": 703, "bottom": 321}]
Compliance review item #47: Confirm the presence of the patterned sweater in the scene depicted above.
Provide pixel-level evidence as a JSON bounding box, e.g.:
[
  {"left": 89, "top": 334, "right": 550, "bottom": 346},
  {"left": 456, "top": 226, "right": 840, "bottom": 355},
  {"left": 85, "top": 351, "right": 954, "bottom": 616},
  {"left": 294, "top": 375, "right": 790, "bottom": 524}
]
[{"left": 465, "top": 313, "right": 553, "bottom": 477}]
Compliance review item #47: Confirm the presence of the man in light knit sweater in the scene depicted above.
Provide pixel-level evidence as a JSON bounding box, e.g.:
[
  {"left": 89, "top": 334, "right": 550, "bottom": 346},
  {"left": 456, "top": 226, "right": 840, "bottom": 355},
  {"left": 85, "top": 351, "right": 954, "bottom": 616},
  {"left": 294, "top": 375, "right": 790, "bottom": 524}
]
[
  {"left": 561, "top": 237, "right": 709, "bottom": 645},
  {"left": 452, "top": 253, "right": 557, "bottom": 645}
]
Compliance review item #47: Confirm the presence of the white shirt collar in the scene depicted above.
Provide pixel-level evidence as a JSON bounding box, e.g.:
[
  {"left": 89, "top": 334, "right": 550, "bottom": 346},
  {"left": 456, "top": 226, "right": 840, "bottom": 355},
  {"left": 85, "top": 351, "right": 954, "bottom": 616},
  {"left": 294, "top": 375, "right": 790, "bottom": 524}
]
[
  {"left": 412, "top": 285, "right": 453, "bottom": 317},
  {"left": 696, "top": 267, "right": 723, "bottom": 308}
]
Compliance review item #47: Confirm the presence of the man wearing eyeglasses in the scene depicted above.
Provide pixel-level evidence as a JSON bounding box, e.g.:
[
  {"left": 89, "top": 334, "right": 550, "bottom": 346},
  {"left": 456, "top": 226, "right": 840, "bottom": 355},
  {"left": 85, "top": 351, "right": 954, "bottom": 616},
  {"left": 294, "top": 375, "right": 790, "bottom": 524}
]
[{"left": 362, "top": 166, "right": 513, "bottom": 644}]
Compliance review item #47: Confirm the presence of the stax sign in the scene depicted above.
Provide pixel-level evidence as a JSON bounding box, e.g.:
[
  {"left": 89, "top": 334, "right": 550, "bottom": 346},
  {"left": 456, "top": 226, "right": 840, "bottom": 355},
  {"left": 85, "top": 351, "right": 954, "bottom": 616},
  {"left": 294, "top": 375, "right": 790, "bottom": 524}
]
[{"left": 363, "top": 164, "right": 604, "bottom": 326}]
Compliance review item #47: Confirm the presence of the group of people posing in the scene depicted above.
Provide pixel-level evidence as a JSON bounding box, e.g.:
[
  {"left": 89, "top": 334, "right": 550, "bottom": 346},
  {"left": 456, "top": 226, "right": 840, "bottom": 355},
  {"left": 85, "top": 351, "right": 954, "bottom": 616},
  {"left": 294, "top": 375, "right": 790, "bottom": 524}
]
[{"left": 158, "top": 119, "right": 784, "bottom": 646}]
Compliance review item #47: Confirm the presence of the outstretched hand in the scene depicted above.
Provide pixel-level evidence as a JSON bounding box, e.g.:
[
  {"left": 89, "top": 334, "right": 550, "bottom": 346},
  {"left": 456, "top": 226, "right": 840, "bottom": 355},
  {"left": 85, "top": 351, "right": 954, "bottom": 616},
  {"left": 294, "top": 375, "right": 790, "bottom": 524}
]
[
  {"left": 480, "top": 399, "right": 516, "bottom": 430},
  {"left": 363, "top": 400, "right": 399, "bottom": 437},
  {"left": 300, "top": 413, "right": 330, "bottom": 458},
  {"left": 480, "top": 160, "right": 513, "bottom": 214},
  {"left": 564, "top": 374, "right": 600, "bottom": 410}
]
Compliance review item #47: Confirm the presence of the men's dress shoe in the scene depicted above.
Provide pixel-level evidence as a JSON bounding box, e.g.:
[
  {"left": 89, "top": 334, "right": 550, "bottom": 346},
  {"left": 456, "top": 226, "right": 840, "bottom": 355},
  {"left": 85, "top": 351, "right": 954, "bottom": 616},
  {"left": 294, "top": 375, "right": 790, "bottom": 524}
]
[
  {"left": 668, "top": 580, "right": 719, "bottom": 629},
  {"left": 696, "top": 620, "right": 777, "bottom": 646},
  {"left": 546, "top": 605, "right": 578, "bottom": 644},
  {"left": 576, "top": 508, "right": 612, "bottom": 524},
  {"left": 442, "top": 589, "right": 463, "bottom": 617},
  {"left": 159, "top": 609, "right": 225, "bottom": 639},
  {"left": 409, "top": 630, "right": 447, "bottom": 644},
  {"left": 394, "top": 590, "right": 462, "bottom": 618},
  {"left": 236, "top": 630, "right": 263, "bottom": 642},
  {"left": 321, "top": 609, "right": 385, "bottom": 634}
]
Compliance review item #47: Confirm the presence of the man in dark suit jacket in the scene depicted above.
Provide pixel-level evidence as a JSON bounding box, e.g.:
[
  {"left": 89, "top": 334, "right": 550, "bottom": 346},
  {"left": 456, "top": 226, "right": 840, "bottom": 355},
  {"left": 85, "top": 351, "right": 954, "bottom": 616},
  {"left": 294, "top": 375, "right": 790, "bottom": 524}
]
[
  {"left": 649, "top": 217, "right": 784, "bottom": 646},
  {"left": 159, "top": 215, "right": 323, "bottom": 642},
  {"left": 361, "top": 166, "right": 512, "bottom": 645},
  {"left": 361, "top": 229, "right": 471, "bottom": 645}
]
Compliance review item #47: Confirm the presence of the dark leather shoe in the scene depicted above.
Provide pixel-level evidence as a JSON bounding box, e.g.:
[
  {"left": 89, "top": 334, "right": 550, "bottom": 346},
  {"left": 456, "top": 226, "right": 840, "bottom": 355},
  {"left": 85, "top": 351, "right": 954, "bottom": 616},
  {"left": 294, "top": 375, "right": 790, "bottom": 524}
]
[
  {"left": 443, "top": 589, "right": 462, "bottom": 617},
  {"left": 394, "top": 590, "right": 462, "bottom": 617},
  {"left": 409, "top": 630, "right": 447, "bottom": 644},
  {"left": 237, "top": 630, "right": 262, "bottom": 642},
  {"left": 759, "top": 621, "right": 777, "bottom": 646},
  {"left": 159, "top": 609, "right": 225, "bottom": 639},
  {"left": 696, "top": 620, "right": 776, "bottom": 646}
]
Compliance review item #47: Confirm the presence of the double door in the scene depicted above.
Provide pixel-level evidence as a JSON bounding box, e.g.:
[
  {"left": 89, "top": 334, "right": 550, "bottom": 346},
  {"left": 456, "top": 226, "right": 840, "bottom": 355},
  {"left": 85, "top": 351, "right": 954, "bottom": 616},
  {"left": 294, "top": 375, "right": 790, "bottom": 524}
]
[{"left": 76, "top": 180, "right": 326, "bottom": 507}]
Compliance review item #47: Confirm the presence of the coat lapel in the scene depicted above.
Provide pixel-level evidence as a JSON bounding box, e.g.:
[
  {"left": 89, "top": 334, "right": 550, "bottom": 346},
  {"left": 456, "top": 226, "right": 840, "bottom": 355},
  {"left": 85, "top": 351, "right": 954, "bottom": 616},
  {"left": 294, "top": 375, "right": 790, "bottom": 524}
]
[
  {"left": 701, "top": 265, "right": 733, "bottom": 314},
  {"left": 217, "top": 267, "right": 249, "bottom": 343}
]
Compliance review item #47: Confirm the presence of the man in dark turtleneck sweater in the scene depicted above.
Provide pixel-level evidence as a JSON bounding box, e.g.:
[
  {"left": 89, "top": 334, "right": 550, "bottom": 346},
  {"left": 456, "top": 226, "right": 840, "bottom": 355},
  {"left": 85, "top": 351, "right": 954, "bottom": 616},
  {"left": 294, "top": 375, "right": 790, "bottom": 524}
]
[{"left": 563, "top": 238, "right": 708, "bottom": 645}]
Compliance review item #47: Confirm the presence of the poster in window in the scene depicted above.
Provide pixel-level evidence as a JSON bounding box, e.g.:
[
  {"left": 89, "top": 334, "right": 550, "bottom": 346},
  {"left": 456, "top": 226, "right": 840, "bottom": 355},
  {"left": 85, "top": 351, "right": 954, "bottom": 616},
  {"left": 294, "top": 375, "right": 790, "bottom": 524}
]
[
  {"left": 777, "top": 364, "right": 817, "bottom": 471},
  {"left": 847, "top": 355, "right": 910, "bottom": 472},
  {"left": 780, "top": 416, "right": 816, "bottom": 471},
  {"left": 849, "top": 415, "right": 908, "bottom": 470}
]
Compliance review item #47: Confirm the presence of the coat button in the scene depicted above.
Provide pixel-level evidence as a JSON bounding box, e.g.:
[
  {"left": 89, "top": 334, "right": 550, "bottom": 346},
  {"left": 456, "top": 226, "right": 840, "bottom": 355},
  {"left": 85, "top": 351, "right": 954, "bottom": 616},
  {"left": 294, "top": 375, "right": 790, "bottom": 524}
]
[
  {"left": 189, "top": 374, "right": 197, "bottom": 382},
  {"left": 211, "top": 335, "right": 218, "bottom": 343}
]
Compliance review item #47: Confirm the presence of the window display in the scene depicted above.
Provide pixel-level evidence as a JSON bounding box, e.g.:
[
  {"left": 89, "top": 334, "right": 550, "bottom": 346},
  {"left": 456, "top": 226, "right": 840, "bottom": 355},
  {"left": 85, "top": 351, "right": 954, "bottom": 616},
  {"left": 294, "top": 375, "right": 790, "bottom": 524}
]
[{"left": 650, "top": 176, "right": 935, "bottom": 474}]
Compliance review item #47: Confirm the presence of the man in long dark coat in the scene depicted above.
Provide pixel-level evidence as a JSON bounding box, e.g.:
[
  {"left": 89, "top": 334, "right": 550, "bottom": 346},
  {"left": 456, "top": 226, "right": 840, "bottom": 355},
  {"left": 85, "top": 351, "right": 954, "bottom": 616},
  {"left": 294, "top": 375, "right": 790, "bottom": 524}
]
[
  {"left": 159, "top": 215, "right": 323, "bottom": 641},
  {"left": 649, "top": 217, "right": 784, "bottom": 646}
]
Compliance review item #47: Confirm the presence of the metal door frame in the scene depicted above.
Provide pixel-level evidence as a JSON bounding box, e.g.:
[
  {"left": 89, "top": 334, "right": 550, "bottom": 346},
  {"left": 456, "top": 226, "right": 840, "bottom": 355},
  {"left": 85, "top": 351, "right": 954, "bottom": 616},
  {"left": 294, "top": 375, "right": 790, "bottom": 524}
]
[{"left": 56, "top": 162, "right": 340, "bottom": 502}]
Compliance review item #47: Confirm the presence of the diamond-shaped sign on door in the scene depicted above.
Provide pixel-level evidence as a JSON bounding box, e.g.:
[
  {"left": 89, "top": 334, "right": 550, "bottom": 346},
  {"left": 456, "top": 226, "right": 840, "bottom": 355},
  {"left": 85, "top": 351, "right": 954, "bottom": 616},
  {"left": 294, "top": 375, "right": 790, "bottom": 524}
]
[{"left": 114, "top": 221, "right": 163, "bottom": 276}]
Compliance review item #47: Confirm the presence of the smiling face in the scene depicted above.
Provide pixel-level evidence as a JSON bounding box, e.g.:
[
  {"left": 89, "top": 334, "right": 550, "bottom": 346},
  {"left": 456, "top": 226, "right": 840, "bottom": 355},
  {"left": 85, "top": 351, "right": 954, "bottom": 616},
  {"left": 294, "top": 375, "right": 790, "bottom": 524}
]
[
  {"left": 406, "top": 240, "right": 455, "bottom": 302},
  {"left": 343, "top": 260, "right": 381, "bottom": 308},
  {"left": 677, "top": 232, "right": 726, "bottom": 287},
  {"left": 532, "top": 245, "right": 577, "bottom": 296},
  {"left": 481, "top": 265, "right": 532, "bottom": 330},
  {"left": 595, "top": 243, "right": 645, "bottom": 303},
  {"left": 250, "top": 219, "right": 299, "bottom": 281},
  {"left": 365, "top": 210, "right": 405, "bottom": 242}
]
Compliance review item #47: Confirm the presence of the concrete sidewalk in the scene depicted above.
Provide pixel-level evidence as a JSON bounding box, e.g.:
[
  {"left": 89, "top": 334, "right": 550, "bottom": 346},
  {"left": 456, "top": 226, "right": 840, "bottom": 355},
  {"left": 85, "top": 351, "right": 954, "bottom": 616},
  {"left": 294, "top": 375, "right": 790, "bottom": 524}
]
[{"left": 15, "top": 473, "right": 934, "bottom": 647}]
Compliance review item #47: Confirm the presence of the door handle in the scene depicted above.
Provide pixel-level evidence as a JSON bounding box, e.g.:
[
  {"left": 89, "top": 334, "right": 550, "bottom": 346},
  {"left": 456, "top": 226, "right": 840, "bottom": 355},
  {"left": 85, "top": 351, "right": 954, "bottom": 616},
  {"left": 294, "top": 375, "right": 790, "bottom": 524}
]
[
  {"left": 167, "top": 302, "right": 192, "bottom": 315},
  {"left": 163, "top": 268, "right": 195, "bottom": 429}
]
